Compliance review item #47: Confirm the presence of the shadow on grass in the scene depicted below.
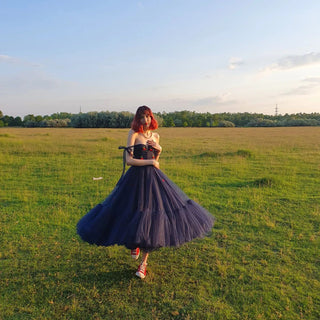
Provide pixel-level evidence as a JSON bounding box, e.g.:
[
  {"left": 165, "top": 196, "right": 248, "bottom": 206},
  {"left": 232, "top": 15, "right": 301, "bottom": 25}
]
[
  {"left": 69, "top": 250, "right": 139, "bottom": 286},
  {"left": 74, "top": 265, "right": 136, "bottom": 285}
]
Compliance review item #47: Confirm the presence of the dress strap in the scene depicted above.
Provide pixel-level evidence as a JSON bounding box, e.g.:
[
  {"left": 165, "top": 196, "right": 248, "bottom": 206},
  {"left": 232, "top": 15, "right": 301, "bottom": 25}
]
[{"left": 118, "top": 145, "right": 135, "bottom": 178}]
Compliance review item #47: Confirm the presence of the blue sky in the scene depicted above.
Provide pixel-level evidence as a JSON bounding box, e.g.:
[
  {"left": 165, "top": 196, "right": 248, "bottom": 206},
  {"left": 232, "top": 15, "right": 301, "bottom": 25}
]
[{"left": 1, "top": 0, "right": 320, "bottom": 117}]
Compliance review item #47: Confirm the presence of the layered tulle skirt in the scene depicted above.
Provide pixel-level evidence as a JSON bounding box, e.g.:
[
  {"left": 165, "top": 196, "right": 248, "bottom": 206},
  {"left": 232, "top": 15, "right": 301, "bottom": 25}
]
[{"left": 77, "top": 165, "right": 215, "bottom": 251}]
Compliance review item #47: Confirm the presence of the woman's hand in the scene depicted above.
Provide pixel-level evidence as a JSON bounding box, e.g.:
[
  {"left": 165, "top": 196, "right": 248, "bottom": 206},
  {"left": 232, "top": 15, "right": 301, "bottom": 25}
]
[
  {"left": 152, "top": 160, "right": 160, "bottom": 169},
  {"left": 147, "top": 139, "right": 162, "bottom": 152}
]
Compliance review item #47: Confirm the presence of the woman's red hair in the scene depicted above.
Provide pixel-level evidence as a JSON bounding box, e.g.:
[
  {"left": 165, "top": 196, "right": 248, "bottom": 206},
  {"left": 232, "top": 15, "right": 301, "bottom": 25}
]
[{"left": 131, "top": 106, "right": 158, "bottom": 133}]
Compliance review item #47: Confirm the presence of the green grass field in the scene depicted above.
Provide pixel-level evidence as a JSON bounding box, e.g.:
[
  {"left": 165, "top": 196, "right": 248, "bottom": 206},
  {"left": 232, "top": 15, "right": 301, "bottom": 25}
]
[{"left": 1, "top": 127, "right": 319, "bottom": 320}]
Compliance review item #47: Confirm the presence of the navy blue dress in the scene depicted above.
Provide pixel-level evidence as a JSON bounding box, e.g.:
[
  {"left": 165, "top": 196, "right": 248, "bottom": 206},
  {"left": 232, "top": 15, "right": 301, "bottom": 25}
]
[{"left": 77, "top": 143, "right": 215, "bottom": 252}]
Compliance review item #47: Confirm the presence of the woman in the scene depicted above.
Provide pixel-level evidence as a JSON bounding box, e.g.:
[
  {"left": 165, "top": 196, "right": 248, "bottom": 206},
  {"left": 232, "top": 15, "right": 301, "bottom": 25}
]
[{"left": 77, "top": 106, "right": 215, "bottom": 279}]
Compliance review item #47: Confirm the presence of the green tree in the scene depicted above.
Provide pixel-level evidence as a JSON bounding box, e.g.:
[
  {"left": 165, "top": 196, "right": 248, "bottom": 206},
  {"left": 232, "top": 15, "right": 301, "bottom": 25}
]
[
  {"left": 13, "top": 117, "right": 23, "bottom": 126},
  {"left": 23, "top": 114, "right": 36, "bottom": 122},
  {"left": 218, "top": 120, "right": 235, "bottom": 127},
  {"left": 163, "top": 117, "right": 175, "bottom": 127},
  {"left": 35, "top": 115, "right": 43, "bottom": 123}
]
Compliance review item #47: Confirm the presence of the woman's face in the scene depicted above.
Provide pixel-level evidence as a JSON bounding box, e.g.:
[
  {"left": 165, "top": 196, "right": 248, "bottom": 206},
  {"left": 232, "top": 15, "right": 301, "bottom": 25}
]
[{"left": 140, "top": 113, "right": 151, "bottom": 128}]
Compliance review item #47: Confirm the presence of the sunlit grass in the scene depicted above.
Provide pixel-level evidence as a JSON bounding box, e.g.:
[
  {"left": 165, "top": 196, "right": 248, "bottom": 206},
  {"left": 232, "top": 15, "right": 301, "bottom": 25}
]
[{"left": 1, "top": 127, "right": 320, "bottom": 319}]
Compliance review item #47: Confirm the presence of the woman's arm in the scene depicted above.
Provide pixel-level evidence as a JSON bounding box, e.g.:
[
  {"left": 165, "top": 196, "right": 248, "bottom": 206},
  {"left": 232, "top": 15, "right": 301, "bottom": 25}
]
[
  {"left": 147, "top": 132, "right": 161, "bottom": 161},
  {"left": 125, "top": 130, "right": 159, "bottom": 168}
]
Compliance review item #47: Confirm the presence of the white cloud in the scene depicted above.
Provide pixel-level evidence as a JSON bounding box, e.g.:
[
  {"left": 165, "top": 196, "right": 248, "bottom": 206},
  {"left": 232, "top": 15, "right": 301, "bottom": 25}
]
[
  {"left": 302, "top": 77, "right": 320, "bottom": 83},
  {"left": 0, "top": 74, "right": 63, "bottom": 93},
  {"left": 193, "top": 95, "right": 235, "bottom": 107},
  {"left": 157, "top": 94, "right": 236, "bottom": 111},
  {"left": 264, "top": 52, "right": 320, "bottom": 72},
  {"left": 229, "top": 57, "right": 244, "bottom": 70},
  {"left": 0, "top": 54, "right": 60, "bottom": 94},
  {"left": 282, "top": 76, "right": 320, "bottom": 96},
  {"left": 278, "top": 52, "right": 320, "bottom": 69},
  {"left": 0, "top": 54, "right": 18, "bottom": 63},
  {"left": 0, "top": 54, "right": 42, "bottom": 67},
  {"left": 283, "top": 85, "right": 314, "bottom": 96}
]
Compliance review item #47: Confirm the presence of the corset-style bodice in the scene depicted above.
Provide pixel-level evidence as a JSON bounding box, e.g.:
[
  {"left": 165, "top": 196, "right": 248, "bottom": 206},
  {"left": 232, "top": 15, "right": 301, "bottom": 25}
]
[
  {"left": 118, "top": 143, "right": 160, "bottom": 178},
  {"left": 133, "top": 143, "right": 160, "bottom": 160}
]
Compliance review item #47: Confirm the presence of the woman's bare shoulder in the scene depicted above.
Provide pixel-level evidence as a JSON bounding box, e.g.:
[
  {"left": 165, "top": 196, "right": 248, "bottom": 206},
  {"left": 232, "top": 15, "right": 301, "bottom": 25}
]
[
  {"left": 127, "top": 129, "right": 138, "bottom": 146},
  {"left": 128, "top": 129, "right": 138, "bottom": 137}
]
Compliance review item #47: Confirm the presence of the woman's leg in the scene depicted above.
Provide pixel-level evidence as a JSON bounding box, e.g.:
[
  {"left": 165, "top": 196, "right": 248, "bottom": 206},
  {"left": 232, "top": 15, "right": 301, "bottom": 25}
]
[{"left": 141, "top": 252, "right": 149, "bottom": 265}]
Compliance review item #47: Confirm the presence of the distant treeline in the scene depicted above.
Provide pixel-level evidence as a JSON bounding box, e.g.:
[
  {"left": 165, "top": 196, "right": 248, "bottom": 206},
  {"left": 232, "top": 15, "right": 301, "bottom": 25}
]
[{"left": 1, "top": 110, "right": 320, "bottom": 128}]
